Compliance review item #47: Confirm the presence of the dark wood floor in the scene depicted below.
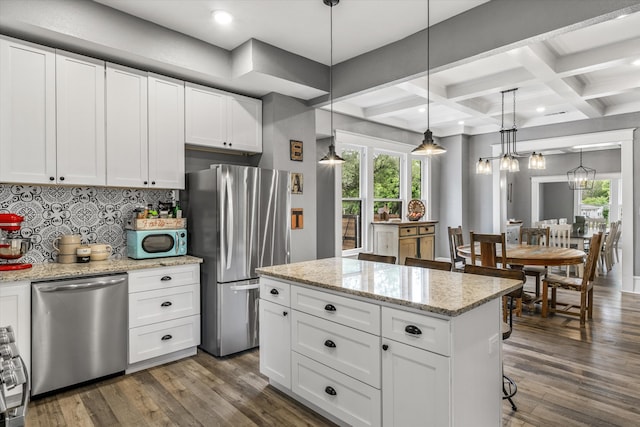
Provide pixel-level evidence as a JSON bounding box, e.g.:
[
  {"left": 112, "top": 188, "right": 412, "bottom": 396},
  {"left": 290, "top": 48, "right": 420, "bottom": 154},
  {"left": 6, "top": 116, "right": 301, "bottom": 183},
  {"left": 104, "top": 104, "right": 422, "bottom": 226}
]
[{"left": 26, "top": 263, "right": 640, "bottom": 426}]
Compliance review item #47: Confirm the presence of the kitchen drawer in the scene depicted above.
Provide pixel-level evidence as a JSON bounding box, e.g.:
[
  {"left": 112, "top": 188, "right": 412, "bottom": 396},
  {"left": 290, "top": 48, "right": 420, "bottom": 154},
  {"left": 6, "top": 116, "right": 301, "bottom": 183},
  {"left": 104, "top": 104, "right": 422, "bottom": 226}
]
[
  {"left": 399, "top": 226, "right": 417, "bottom": 237},
  {"left": 260, "top": 277, "right": 290, "bottom": 306},
  {"left": 129, "top": 315, "right": 200, "bottom": 364},
  {"left": 419, "top": 225, "right": 435, "bottom": 234},
  {"left": 129, "top": 283, "right": 200, "bottom": 328},
  {"left": 128, "top": 264, "right": 199, "bottom": 293},
  {"left": 381, "top": 306, "right": 450, "bottom": 356},
  {"left": 292, "top": 310, "right": 380, "bottom": 388},
  {"left": 291, "top": 286, "right": 380, "bottom": 334},
  {"left": 292, "top": 352, "right": 381, "bottom": 427}
]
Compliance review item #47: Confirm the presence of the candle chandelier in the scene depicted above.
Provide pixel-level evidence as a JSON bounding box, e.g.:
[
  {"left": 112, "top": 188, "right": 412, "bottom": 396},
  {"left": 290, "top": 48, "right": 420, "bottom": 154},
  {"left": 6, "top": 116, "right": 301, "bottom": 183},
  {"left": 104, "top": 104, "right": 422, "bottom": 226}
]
[
  {"left": 567, "top": 149, "right": 596, "bottom": 190},
  {"left": 476, "top": 88, "right": 546, "bottom": 175}
]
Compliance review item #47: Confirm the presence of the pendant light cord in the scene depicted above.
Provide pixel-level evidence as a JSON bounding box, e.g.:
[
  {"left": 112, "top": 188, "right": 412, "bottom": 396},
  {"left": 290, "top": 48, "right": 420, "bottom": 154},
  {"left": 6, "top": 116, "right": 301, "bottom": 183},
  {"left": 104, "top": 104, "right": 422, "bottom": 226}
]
[
  {"left": 426, "top": 0, "right": 430, "bottom": 130},
  {"left": 330, "top": 1, "right": 334, "bottom": 146}
]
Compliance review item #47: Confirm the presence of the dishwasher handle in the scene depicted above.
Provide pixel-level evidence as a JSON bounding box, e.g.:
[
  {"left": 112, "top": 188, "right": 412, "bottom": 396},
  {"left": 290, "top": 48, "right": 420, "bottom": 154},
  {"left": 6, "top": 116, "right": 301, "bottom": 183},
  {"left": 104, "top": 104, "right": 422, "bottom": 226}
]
[{"left": 36, "top": 277, "right": 127, "bottom": 293}]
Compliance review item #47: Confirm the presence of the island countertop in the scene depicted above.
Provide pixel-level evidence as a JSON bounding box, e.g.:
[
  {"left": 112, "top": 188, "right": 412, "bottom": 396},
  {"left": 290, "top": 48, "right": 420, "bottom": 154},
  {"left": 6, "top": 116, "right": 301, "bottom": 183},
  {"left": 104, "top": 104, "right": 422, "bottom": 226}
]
[
  {"left": 0, "top": 255, "right": 203, "bottom": 283},
  {"left": 256, "top": 257, "right": 522, "bottom": 317}
]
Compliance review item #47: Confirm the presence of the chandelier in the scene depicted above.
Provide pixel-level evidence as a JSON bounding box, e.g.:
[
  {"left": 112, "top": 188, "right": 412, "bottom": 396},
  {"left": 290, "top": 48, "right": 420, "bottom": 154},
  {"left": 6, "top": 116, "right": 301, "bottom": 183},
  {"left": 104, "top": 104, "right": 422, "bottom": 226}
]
[
  {"left": 476, "top": 88, "right": 546, "bottom": 175},
  {"left": 567, "top": 149, "right": 596, "bottom": 190}
]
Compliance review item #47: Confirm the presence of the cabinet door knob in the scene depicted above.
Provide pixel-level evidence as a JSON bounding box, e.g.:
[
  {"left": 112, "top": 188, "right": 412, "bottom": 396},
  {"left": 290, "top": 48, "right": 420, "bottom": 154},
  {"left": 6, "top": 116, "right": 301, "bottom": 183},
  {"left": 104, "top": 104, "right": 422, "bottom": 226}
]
[
  {"left": 151, "top": 181, "right": 156, "bottom": 185},
  {"left": 382, "top": 344, "right": 389, "bottom": 351},
  {"left": 223, "top": 142, "right": 227, "bottom": 145},
  {"left": 161, "top": 334, "right": 172, "bottom": 341},
  {"left": 270, "top": 288, "right": 279, "bottom": 295},
  {"left": 59, "top": 176, "right": 65, "bottom": 181},
  {"left": 49, "top": 176, "right": 55, "bottom": 181},
  {"left": 160, "top": 301, "right": 172, "bottom": 307},
  {"left": 324, "top": 339, "right": 336, "bottom": 348},
  {"left": 405, "top": 325, "right": 422, "bottom": 335},
  {"left": 144, "top": 181, "right": 148, "bottom": 185},
  {"left": 324, "top": 386, "right": 337, "bottom": 396},
  {"left": 324, "top": 303, "right": 336, "bottom": 312}
]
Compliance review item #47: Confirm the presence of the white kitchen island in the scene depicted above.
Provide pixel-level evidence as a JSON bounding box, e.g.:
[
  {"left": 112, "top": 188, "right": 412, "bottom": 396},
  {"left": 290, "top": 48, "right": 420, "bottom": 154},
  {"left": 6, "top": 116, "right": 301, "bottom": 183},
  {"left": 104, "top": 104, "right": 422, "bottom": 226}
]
[{"left": 257, "top": 257, "right": 523, "bottom": 427}]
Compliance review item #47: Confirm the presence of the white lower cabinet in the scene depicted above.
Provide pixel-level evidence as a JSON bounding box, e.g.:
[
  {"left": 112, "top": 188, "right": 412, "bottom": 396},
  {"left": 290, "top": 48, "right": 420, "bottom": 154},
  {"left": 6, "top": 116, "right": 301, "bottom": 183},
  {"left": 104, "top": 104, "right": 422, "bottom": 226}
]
[
  {"left": 381, "top": 339, "right": 450, "bottom": 427},
  {"left": 292, "top": 352, "right": 381, "bottom": 427},
  {"left": 259, "top": 299, "right": 291, "bottom": 388},
  {"left": 259, "top": 278, "right": 502, "bottom": 427},
  {"left": 0, "top": 281, "right": 30, "bottom": 399},
  {"left": 127, "top": 264, "right": 200, "bottom": 370}
]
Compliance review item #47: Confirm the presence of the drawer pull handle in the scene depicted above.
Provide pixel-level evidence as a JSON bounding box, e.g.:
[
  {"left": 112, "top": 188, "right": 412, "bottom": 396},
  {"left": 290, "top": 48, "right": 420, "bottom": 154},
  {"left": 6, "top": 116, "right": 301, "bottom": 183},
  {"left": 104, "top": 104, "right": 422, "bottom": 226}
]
[
  {"left": 283, "top": 311, "right": 288, "bottom": 316},
  {"left": 161, "top": 276, "right": 172, "bottom": 281},
  {"left": 405, "top": 325, "right": 422, "bottom": 335},
  {"left": 324, "top": 339, "right": 336, "bottom": 348},
  {"left": 161, "top": 334, "right": 173, "bottom": 341},
  {"left": 324, "top": 304, "right": 337, "bottom": 312},
  {"left": 382, "top": 344, "right": 389, "bottom": 351},
  {"left": 270, "top": 288, "right": 279, "bottom": 295},
  {"left": 161, "top": 301, "right": 172, "bottom": 307},
  {"left": 325, "top": 386, "right": 337, "bottom": 396}
]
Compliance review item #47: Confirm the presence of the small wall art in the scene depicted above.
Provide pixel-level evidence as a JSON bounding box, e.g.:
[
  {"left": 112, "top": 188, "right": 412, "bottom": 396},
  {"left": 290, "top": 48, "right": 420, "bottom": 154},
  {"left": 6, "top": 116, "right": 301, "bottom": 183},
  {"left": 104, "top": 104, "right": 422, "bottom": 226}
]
[
  {"left": 291, "top": 208, "right": 304, "bottom": 229},
  {"left": 291, "top": 173, "right": 303, "bottom": 194},
  {"left": 290, "top": 140, "right": 303, "bottom": 161}
]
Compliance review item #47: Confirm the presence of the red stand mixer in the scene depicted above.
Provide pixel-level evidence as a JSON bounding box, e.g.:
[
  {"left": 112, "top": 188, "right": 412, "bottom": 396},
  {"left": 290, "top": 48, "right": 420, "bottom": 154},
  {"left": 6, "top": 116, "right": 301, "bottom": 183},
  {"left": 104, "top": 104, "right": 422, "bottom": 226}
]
[{"left": 0, "top": 213, "right": 32, "bottom": 271}]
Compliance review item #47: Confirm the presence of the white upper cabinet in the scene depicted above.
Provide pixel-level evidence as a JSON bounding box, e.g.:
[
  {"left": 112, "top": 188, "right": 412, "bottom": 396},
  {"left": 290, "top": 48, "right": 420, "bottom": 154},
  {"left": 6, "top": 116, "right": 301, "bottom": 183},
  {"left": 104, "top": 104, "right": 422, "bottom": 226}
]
[
  {"left": 0, "top": 37, "right": 57, "bottom": 184},
  {"left": 185, "top": 82, "right": 262, "bottom": 154},
  {"left": 106, "top": 63, "right": 149, "bottom": 188},
  {"left": 56, "top": 51, "right": 106, "bottom": 186},
  {"left": 148, "top": 74, "right": 185, "bottom": 190}
]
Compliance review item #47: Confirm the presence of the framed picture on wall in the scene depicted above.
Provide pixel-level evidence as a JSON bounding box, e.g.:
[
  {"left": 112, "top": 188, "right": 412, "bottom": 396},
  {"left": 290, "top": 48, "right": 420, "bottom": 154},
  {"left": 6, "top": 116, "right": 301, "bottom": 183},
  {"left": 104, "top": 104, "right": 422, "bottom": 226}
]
[
  {"left": 291, "top": 208, "right": 303, "bottom": 229},
  {"left": 291, "top": 173, "right": 303, "bottom": 194},
  {"left": 290, "top": 140, "right": 303, "bottom": 161}
]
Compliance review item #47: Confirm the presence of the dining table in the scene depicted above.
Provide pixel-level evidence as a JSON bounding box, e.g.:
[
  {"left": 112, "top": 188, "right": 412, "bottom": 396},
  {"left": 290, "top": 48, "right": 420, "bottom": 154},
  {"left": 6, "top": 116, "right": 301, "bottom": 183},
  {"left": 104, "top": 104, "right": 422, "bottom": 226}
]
[{"left": 457, "top": 243, "right": 586, "bottom": 269}]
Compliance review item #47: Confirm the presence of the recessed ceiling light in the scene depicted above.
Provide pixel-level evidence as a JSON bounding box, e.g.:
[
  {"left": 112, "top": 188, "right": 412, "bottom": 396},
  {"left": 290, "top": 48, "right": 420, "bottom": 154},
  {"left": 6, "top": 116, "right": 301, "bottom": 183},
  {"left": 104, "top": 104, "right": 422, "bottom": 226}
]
[
  {"left": 457, "top": 121, "right": 465, "bottom": 125},
  {"left": 632, "top": 59, "right": 640, "bottom": 66},
  {"left": 419, "top": 107, "right": 426, "bottom": 113},
  {"left": 616, "top": 14, "right": 628, "bottom": 19},
  {"left": 212, "top": 10, "right": 233, "bottom": 25},
  {"left": 536, "top": 106, "right": 546, "bottom": 113}
]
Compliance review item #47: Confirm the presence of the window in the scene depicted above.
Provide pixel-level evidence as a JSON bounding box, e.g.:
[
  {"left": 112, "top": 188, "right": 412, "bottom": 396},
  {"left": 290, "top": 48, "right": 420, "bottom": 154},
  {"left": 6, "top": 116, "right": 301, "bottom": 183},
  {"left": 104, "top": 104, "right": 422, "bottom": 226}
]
[
  {"left": 579, "top": 179, "right": 610, "bottom": 221},
  {"left": 373, "top": 152, "right": 401, "bottom": 220},
  {"left": 341, "top": 148, "right": 363, "bottom": 251},
  {"left": 337, "top": 131, "right": 429, "bottom": 256}
]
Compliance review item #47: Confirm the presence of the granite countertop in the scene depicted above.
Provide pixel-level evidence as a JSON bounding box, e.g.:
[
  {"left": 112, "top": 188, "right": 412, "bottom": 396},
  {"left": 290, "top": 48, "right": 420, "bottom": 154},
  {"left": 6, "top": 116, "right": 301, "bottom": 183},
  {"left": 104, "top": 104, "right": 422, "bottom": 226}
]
[
  {"left": 372, "top": 220, "right": 438, "bottom": 226},
  {"left": 257, "top": 257, "right": 522, "bottom": 317},
  {"left": 0, "top": 255, "right": 203, "bottom": 283}
]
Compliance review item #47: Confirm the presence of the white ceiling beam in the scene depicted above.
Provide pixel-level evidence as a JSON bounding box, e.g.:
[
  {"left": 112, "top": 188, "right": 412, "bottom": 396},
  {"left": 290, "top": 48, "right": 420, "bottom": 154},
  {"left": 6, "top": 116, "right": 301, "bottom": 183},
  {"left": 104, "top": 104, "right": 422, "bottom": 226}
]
[
  {"left": 508, "top": 44, "right": 604, "bottom": 118},
  {"left": 555, "top": 37, "right": 640, "bottom": 77},
  {"left": 396, "top": 81, "right": 501, "bottom": 126},
  {"left": 446, "top": 68, "right": 536, "bottom": 101},
  {"left": 364, "top": 96, "right": 427, "bottom": 118},
  {"left": 582, "top": 77, "right": 640, "bottom": 99}
]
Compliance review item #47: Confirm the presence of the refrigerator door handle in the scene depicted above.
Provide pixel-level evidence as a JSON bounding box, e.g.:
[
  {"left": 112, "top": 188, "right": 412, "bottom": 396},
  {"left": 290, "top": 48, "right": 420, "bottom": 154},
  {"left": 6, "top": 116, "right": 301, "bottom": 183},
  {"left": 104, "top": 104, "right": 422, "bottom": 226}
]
[
  {"left": 229, "top": 283, "right": 261, "bottom": 291},
  {"left": 225, "top": 174, "right": 234, "bottom": 270}
]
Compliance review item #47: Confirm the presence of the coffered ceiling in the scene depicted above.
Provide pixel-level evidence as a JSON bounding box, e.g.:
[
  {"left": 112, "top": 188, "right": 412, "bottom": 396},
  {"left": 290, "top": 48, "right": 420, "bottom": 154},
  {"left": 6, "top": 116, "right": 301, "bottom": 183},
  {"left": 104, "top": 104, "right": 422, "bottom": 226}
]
[{"left": 93, "top": 0, "right": 640, "bottom": 137}]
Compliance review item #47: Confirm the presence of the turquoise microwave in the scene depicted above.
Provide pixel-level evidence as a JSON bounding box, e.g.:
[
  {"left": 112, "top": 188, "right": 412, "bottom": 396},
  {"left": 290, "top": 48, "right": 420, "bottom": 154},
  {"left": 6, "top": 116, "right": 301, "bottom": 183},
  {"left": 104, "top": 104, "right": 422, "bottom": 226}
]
[{"left": 126, "top": 228, "right": 187, "bottom": 259}]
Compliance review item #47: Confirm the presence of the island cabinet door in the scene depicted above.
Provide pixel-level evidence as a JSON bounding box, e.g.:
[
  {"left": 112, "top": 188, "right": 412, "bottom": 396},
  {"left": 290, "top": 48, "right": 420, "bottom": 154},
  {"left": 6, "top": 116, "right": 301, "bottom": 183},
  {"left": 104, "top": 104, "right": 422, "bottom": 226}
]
[
  {"left": 259, "top": 299, "right": 291, "bottom": 389},
  {"left": 381, "top": 340, "right": 450, "bottom": 427}
]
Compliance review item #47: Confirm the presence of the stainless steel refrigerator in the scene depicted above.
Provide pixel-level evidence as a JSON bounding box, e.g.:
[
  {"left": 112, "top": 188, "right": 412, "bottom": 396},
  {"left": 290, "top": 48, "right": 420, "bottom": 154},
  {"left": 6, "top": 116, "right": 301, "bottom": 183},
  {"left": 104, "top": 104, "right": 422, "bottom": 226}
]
[{"left": 183, "top": 164, "right": 290, "bottom": 356}]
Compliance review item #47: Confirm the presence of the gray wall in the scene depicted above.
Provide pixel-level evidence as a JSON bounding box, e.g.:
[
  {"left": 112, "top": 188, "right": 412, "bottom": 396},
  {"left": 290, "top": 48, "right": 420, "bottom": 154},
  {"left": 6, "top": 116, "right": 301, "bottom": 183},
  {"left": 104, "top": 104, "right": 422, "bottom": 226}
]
[
  {"left": 540, "top": 182, "right": 574, "bottom": 223},
  {"left": 316, "top": 137, "right": 337, "bottom": 259},
  {"left": 261, "top": 93, "right": 317, "bottom": 263}
]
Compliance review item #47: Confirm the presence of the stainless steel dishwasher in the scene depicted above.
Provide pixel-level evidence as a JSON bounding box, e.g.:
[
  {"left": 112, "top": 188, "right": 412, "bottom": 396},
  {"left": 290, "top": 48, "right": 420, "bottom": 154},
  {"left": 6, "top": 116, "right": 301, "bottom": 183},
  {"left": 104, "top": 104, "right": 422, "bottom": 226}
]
[{"left": 31, "top": 273, "right": 127, "bottom": 397}]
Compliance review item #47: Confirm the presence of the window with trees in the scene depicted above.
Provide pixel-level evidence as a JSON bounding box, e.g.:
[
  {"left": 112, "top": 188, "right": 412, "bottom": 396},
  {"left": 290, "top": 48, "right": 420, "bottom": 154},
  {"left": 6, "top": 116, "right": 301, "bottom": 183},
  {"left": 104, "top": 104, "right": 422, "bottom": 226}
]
[
  {"left": 341, "top": 148, "right": 363, "bottom": 251},
  {"left": 579, "top": 180, "right": 610, "bottom": 221},
  {"left": 373, "top": 152, "right": 402, "bottom": 221}
]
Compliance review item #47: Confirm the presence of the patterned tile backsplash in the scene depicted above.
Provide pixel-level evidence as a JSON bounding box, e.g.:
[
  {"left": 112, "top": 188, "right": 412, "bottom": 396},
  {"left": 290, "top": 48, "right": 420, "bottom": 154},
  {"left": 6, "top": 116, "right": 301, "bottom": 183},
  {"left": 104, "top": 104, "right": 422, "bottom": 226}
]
[{"left": 0, "top": 184, "right": 174, "bottom": 264}]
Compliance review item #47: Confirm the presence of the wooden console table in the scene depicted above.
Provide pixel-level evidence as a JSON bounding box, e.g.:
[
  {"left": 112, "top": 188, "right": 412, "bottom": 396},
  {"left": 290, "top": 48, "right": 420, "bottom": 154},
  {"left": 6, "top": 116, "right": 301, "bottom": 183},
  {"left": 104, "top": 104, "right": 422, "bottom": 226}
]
[{"left": 372, "top": 220, "right": 438, "bottom": 264}]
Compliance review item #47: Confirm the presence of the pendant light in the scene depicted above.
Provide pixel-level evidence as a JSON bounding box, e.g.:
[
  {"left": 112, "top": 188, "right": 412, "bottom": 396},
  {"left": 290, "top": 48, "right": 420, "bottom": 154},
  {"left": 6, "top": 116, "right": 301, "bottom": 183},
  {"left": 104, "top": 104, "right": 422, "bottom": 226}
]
[
  {"left": 412, "top": 0, "right": 446, "bottom": 156},
  {"left": 567, "top": 149, "right": 596, "bottom": 190},
  {"left": 319, "top": 0, "right": 344, "bottom": 165}
]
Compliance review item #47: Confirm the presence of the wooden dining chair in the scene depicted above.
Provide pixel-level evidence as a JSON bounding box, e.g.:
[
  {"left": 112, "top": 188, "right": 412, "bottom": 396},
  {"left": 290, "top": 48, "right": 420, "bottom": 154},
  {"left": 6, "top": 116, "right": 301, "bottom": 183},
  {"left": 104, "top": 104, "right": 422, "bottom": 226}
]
[
  {"left": 469, "top": 232, "right": 507, "bottom": 268},
  {"left": 357, "top": 252, "right": 397, "bottom": 264},
  {"left": 601, "top": 221, "right": 619, "bottom": 272},
  {"left": 447, "top": 226, "right": 465, "bottom": 272},
  {"left": 548, "top": 224, "right": 574, "bottom": 277},
  {"left": 404, "top": 257, "right": 452, "bottom": 271},
  {"left": 469, "top": 231, "right": 522, "bottom": 318},
  {"left": 542, "top": 232, "right": 603, "bottom": 327},
  {"left": 463, "top": 264, "right": 525, "bottom": 411},
  {"left": 518, "top": 227, "right": 550, "bottom": 301}
]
